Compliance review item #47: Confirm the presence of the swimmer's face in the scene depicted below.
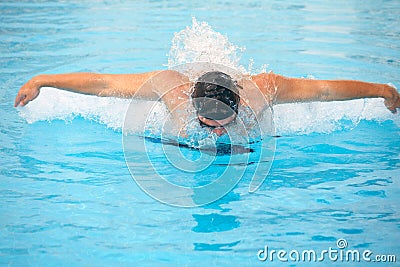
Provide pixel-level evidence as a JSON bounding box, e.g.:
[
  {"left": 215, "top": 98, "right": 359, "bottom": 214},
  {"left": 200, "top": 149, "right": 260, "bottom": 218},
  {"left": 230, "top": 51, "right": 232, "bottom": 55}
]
[{"left": 198, "top": 113, "right": 237, "bottom": 136}]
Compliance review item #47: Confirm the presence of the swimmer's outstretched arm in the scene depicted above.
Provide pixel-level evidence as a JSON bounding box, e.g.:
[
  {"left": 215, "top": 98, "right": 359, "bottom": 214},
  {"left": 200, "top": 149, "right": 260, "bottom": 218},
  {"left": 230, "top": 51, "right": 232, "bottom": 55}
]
[
  {"left": 265, "top": 74, "right": 400, "bottom": 114},
  {"left": 14, "top": 71, "right": 165, "bottom": 107}
]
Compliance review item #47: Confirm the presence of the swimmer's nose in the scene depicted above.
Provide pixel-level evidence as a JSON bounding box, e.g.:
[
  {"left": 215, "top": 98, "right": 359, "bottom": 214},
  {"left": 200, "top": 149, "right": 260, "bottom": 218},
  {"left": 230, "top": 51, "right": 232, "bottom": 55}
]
[{"left": 212, "top": 127, "right": 227, "bottom": 136}]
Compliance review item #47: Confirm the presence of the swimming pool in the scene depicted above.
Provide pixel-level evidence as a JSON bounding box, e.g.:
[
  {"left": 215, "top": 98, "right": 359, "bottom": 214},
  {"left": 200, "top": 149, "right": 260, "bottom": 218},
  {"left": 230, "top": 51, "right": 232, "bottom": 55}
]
[{"left": 1, "top": 0, "right": 399, "bottom": 266}]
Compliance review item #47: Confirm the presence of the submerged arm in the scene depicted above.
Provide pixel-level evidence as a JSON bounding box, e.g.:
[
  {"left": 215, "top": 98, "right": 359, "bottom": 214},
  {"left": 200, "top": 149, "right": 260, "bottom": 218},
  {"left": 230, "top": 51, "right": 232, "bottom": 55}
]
[
  {"left": 258, "top": 73, "right": 400, "bottom": 113},
  {"left": 14, "top": 71, "right": 163, "bottom": 107}
]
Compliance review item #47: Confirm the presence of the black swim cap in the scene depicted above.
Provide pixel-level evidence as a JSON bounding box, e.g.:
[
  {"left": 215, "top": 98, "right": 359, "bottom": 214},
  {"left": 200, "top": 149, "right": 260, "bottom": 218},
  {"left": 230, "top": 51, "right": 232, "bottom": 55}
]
[{"left": 191, "top": 71, "right": 241, "bottom": 121}]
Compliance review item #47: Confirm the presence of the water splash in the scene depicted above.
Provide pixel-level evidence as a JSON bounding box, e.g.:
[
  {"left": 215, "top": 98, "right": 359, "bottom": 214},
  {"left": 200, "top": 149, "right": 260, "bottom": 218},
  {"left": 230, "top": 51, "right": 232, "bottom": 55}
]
[{"left": 167, "top": 17, "right": 247, "bottom": 79}]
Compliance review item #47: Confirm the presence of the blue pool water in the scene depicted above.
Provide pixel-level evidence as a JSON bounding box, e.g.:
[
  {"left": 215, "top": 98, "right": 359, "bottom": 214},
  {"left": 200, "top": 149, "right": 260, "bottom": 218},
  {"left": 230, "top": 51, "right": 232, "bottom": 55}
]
[{"left": 1, "top": 1, "right": 399, "bottom": 266}]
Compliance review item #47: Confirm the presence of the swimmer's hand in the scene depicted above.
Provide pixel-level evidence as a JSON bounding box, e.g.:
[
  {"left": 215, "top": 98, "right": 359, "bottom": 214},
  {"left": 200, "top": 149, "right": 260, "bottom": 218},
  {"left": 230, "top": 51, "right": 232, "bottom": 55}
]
[
  {"left": 14, "top": 75, "right": 42, "bottom": 107},
  {"left": 383, "top": 84, "right": 400, "bottom": 114}
]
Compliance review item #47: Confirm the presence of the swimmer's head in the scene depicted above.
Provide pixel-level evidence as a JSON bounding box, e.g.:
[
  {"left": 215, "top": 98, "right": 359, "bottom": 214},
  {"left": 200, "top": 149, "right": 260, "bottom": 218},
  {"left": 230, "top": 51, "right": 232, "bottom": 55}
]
[{"left": 191, "top": 71, "right": 241, "bottom": 121}]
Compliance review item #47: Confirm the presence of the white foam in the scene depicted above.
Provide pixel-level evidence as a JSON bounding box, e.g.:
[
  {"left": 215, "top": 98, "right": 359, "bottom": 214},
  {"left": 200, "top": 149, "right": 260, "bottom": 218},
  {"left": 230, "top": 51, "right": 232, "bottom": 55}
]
[
  {"left": 274, "top": 98, "right": 399, "bottom": 135},
  {"left": 18, "top": 87, "right": 169, "bottom": 133},
  {"left": 18, "top": 87, "right": 130, "bottom": 130},
  {"left": 19, "top": 87, "right": 398, "bottom": 136}
]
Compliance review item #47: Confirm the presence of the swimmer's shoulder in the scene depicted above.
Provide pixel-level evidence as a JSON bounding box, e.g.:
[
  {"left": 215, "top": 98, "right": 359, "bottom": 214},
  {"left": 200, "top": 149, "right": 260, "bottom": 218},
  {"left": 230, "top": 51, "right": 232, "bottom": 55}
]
[
  {"left": 149, "top": 70, "right": 191, "bottom": 96},
  {"left": 250, "top": 72, "right": 280, "bottom": 88},
  {"left": 249, "top": 72, "right": 282, "bottom": 100}
]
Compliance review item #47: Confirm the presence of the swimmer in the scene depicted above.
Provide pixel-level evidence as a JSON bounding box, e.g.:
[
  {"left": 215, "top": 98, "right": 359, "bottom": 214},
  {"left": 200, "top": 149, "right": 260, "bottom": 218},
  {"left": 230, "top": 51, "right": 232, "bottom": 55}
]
[{"left": 14, "top": 70, "right": 400, "bottom": 136}]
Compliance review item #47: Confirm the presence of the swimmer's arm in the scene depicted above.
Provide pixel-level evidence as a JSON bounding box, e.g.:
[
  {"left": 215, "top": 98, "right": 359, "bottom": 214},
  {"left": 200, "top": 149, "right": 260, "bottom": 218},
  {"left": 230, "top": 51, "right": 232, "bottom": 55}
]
[
  {"left": 14, "top": 71, "right": 162, "bottom": 107},
  {"left": 268, "top": 74, "right": 400, "bottom": 113}
]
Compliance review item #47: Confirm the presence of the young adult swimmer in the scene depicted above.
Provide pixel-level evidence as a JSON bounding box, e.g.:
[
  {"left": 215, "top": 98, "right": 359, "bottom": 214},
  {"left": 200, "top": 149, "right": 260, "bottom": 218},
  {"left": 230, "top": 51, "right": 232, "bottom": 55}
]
[{"left": 14, "top": 70, "right": 400, "bottom": 136}]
